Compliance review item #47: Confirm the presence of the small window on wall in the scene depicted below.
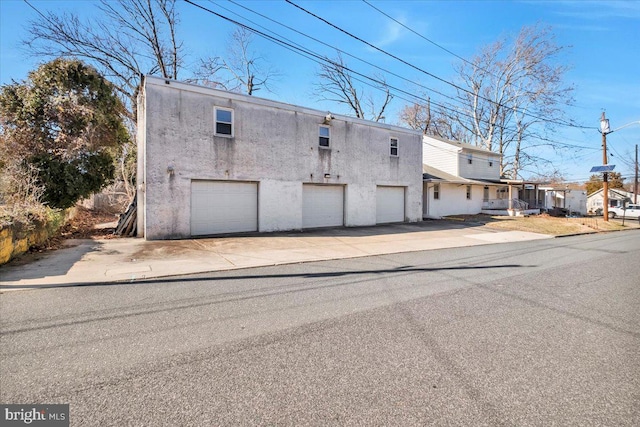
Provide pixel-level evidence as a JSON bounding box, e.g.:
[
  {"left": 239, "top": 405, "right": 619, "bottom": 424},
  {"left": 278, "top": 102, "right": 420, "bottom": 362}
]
[
  {"left": 489, "top": 161, "right": 493, "bottom": 167},
  {"left": 390, "top": 137, "right": 398, "bottom": 157},
  {"left": 466, "top": 185, "right": 472, "bottom": 200},
  {"left": 433, "top": 183, "right": 440, "bottom": 200},
  {"left": 467, "top": 154, "right": 473, "bottom": 164},
  {"left": 214, "top": 107, "right": 233, "bottom": 137},
  {"left": 319, "top": 125, "right": 330, "bottom": 147}
]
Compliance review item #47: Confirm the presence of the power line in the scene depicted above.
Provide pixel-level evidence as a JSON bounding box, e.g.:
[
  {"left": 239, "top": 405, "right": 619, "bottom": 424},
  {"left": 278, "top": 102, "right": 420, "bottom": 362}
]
[
  {"left": 187, "top": 1, "right": 598, "bottom": 159},
  {"left": 201, "top": 0, "right": 592, "bottom": 148},
  {"left": 285, "top": 0, "right": 597, "bottom": 132},
  {"left": 189, "top": 0, "right": 514, "bottom": 133},
  {"left": 221, "top": 0, "right": 457, "bottom": 104},
  {"left": 361, "top": 0, "right": 494, "bottom": 77},
  {"left": 362, "top": 0, "right": 596, "bottom": 114}
]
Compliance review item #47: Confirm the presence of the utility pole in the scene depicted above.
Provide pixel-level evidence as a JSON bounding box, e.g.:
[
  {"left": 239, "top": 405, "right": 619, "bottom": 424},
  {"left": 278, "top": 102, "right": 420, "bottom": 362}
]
[
  {"left": 635, "top": 144, "right": 638, "bottom": 204},
  {"left": 601, "top": 112, "right": 609, "bottom": 221}
]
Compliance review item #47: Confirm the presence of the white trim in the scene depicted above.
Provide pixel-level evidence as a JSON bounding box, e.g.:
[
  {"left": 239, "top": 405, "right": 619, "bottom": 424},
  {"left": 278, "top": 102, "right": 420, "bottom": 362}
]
[
  {"left": 214, "top": 106, "right": 234, "bottom": 137},
  {"left": 390, "top": 137, "right": 399, "bottom": 157},
  {"left": 319, "top": 125, "right": 330, "bottom": 148}
]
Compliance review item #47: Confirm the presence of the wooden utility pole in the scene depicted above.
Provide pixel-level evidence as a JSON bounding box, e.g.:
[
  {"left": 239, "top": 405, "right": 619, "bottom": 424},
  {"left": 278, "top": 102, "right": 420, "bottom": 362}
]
[
  {"left": 635, "top": 144, "right": 638, "bottom": 204},
  {"left": 602, "top": 112, "right": 609, "bottom": 221}
]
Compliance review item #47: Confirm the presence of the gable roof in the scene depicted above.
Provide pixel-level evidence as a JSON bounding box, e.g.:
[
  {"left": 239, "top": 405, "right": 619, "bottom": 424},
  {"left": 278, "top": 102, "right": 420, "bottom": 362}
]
[{"left": 587, "top": 188, "right": 634, "bottom": 199}]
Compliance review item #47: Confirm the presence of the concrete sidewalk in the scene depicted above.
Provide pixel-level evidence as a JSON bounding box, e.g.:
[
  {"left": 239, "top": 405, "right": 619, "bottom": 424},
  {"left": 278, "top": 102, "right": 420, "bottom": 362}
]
[{"left": 0, "top": 221, "right": 552, "bottom": 291}]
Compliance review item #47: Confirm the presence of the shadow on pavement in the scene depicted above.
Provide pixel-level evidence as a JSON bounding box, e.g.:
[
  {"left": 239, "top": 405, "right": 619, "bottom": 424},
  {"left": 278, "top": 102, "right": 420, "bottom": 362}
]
[
  {"left": 0, "top": 240, "right": 103, "bottom": 281},
  {"left": 1, "top": 263, "right": 533, "bottom": 291}
]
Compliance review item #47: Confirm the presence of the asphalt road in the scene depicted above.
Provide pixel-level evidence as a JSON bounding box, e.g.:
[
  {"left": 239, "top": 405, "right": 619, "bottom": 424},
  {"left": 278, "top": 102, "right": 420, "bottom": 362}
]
[{"left": 1, "top": 231, "right": 639, "bottom": 426}]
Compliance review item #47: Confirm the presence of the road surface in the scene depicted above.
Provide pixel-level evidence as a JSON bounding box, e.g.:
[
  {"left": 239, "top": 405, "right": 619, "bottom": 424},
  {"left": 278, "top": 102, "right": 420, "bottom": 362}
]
[{"left": 1, "top": 231, "right": 639, "bottom": 425}]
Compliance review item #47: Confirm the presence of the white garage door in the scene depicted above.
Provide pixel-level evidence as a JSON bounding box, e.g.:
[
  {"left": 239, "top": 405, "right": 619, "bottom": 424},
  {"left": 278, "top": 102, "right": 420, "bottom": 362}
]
[
  {"left": 191, "top": 180, "right": 257, "bottom": 235},
  {"left": 376, "top": 186, "right": 405, "bottom": 223},
  {"left": 302, "top": 184, "right": 344, "bottom": 228}
]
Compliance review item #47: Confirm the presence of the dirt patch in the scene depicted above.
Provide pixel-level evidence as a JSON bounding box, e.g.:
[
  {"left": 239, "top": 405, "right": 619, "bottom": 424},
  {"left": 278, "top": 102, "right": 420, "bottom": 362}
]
[{"left": 26, "top": 206, "right": 120, "bottom": 254}]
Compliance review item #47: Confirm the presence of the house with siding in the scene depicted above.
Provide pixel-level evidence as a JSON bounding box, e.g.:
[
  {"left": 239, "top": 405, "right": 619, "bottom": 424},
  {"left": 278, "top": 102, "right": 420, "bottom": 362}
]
[
  {"left": 422, "top": 135, "right": 540, "bottom": 218},
  {"left": 136, "top": 76, "right": 423, "bottom": 240},
  {"left": 587, "top": 188, "right": 635, "bottom": 214}
]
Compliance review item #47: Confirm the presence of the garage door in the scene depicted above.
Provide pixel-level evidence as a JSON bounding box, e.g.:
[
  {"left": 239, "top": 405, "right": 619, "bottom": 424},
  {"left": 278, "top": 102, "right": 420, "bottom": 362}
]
[
  {"left": 376, "top": 186, "right": 405, "bottom": 223},
  {"left": 191, "top": 180, "right": 257, "bottom": 235},
  {"left": 302, "top": 184, "right": 344, "bottom": 228}
]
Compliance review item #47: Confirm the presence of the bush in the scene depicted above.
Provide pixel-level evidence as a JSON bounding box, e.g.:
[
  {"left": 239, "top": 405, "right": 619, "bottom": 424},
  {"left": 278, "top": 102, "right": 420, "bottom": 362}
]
[{"left": 30, "top": 151, "right": 115, "bottom": 209}]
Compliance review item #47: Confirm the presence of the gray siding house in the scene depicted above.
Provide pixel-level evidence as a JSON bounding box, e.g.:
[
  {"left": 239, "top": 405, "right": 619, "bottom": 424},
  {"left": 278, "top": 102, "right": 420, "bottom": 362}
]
[{"left": 137, "top": 76, "right": 423, "bottom": 239}]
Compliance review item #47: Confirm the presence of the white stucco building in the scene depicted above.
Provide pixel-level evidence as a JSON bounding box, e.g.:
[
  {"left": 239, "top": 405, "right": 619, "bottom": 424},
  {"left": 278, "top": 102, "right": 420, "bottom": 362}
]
[{"left": 137, "top": 76, "right": 423, "bottom": 239}]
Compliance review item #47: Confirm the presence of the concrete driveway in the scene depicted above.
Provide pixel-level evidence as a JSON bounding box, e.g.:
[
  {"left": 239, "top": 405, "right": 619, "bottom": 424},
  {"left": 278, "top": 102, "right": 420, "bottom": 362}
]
[{"left": 0, "top": 220, "right": 552, "bottom": 290}]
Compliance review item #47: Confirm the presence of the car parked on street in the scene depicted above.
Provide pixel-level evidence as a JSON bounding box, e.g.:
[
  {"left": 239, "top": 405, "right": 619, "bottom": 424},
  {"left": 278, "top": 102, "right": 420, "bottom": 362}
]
[{"left": 608, "top": 204, "right": 640, "bottom": 219}]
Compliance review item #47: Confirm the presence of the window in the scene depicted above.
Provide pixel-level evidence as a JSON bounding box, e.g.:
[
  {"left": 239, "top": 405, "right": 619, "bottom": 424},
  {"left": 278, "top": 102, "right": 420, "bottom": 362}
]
[
  {"left": 319, "top": 125, "right": 330, "bottom": 147},
  {"left": 214, "top": 107, "right": 233, "bottom": 137},
  {"left": 433, "top": 183, "right": 440, "bottom": 200},
  {"left": 467, "top": 154, "right": 473, "bottom": 164},
  {"left": 390, "top": 137, "right": 398, "bottom": 157},
  {"left": 483, "top": 186, "right": 489, "bottom": 202},
  {"left": 466, "top": 185, "right": 472, "bottom": 200},
  {"left": 489, "top": 161, "right": 493, "bottom": 167}
]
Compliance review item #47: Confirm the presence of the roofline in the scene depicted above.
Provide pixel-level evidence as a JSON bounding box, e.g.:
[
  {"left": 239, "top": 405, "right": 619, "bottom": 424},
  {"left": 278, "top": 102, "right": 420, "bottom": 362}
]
[
  {"left": 423, "top": 134, "right": 499, "bottom": 155},
  {"left": 144, "top": 75, "right": 422, "bottom": 135}
]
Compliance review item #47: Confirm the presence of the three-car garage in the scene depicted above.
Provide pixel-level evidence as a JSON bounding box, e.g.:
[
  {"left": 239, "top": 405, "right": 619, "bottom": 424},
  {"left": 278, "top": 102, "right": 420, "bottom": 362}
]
[{"left": 189, "top": 180, "right": 406, "bottom": 236}]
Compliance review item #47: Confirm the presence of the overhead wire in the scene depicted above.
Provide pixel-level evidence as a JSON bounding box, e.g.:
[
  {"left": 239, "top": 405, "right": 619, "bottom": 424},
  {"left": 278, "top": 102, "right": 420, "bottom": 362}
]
[
  {"left": 224, "top": 0, "right": 457, "bottom": 103},
  {"left": 192, "top": 0, "right": 513, "bottom": 132},
  {"left": 361, "top": 0, "right": 494, "bottom": 77},
  {"left": 284, "top": 0, "right": 597, "bottom": 131},
  {"left": 196, "top": 0, "right": 594, "bottom": 151},
  {"left": 361, "top": 0, "right": 596, "bottom": 113}
]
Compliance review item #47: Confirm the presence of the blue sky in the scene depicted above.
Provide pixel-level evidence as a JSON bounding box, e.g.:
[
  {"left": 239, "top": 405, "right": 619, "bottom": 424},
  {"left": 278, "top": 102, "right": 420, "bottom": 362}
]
[{"left": 1, "top": 0, "right": 639, "bottom": 183}]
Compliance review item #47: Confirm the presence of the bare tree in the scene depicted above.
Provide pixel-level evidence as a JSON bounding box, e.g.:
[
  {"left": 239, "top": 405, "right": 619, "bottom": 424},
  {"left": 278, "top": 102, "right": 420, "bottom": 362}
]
[
  {"left": 315, "top": 53, "right": 392, "bottom": 122},
  {"left": 24, "top": 0, "right": 182, "bottom": 115},
  {"left": 196, "top": 27, "right": 278, "bottom": 96},
  {"left": 399, "top": 99, "right": 468, "bottom": 141},
  {"left": 23, "top": 0, "right": 182, "bottom": 200},
  {"left": 401, "top": 25, "right": 573, "bottom": 178}
]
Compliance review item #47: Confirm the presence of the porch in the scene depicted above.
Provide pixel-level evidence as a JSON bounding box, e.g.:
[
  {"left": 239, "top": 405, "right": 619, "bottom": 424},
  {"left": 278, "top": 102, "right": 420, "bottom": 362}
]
[{"left": 481, "top": 198, "right": 541, "bottom": 216}]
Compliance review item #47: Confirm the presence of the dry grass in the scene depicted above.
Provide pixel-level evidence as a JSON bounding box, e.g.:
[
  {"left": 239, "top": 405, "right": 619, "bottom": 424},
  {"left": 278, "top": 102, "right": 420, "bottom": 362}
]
[{"left": 448, "top": 214, "right": 639, "bottom": 236}]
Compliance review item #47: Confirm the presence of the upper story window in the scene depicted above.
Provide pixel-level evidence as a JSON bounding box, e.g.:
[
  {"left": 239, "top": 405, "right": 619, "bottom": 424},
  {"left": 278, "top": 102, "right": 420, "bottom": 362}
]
[
  {"left": 214, "top": 107, "right": 234, "bottom": 137},
  {"left": 489, "top": 160, "right": 493, "bottom": 167},
  {"left": 319, "top": 125, "right": 330, "bottom": 147},
  {"left": 466, "top": 185, "right": 472, "bottom": 200},
  {"left": 390, "top": 137, "right": 398, "bottom": 157},
  {"left": 433, "top": 183, "right": 440, "bottom": 200},
  {"left": 467, "top": 154, "right": 473, "bottom": 164}
]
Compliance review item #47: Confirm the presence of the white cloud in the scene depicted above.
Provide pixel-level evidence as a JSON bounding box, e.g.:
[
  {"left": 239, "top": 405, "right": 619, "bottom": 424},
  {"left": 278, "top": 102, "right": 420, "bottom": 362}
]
[{"left": 372, "top": 15, "right": 407, "bottom": 48}]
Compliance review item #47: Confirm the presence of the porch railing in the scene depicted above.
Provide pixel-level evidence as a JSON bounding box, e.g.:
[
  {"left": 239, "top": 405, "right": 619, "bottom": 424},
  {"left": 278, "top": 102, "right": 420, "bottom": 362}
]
[{"left": 482, "top": 198, "right": 529, "bottom": 210}]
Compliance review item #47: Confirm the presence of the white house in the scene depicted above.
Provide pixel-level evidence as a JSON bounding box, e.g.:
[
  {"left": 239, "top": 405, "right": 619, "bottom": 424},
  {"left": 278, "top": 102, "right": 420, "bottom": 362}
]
[
  {"left": 422, "top": 135, "right": 510, "bottom": 218},
  {"left": 587, "top": 188, "right": 636, "bottom": 214},
  {"left": 136, "top": 76, "right": 423, "bottom": 240},
  {"left": 541, "top": 187, "right": 587, "bottom": 215}
]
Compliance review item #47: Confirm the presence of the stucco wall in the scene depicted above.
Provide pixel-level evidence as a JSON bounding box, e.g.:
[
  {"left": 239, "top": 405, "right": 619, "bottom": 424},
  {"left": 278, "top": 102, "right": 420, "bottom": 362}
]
[{"left": 139, "top": 77, "right": 422, "bottom": 239}]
